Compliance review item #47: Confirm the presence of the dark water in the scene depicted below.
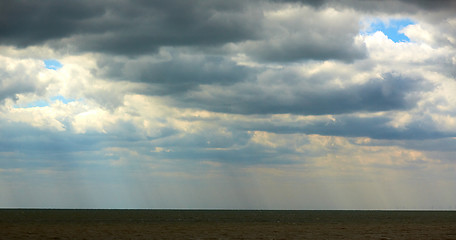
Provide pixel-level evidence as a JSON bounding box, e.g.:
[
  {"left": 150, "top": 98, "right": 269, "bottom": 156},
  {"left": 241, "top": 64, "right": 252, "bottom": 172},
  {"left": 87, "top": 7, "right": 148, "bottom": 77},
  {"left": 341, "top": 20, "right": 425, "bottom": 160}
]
[
  {"left": 2, "top": 210, "right": 456, "bottom": 239},
  {"left": 1, "top": 209, "right": 455, "bottom": 224}
]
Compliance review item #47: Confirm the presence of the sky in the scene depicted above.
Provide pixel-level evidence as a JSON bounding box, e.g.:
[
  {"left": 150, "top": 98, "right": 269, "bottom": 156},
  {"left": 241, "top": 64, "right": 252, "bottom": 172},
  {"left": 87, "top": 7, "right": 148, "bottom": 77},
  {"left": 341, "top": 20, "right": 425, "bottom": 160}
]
[{"left": 1, "top": 0, "right": 456, "bottom": 209}]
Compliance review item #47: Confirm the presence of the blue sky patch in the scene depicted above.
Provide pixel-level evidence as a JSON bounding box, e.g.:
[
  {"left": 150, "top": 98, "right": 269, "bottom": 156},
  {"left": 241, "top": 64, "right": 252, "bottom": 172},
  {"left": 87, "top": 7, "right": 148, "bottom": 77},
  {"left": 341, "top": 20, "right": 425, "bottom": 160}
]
[
  {"left": 44, "top": 59, "right": 63, "bottom": 70},
  {"left": 21, "top": 100, "right": 50, "bottom": 108},
  {"left": 14, "top": 95, "right": 75, "bottom": 108},
  {"left": 365, "top": 18, "right": 415, "bottom": 42},
  {"left": 50, "top": 95, "right": 75, "bottom": 104}
]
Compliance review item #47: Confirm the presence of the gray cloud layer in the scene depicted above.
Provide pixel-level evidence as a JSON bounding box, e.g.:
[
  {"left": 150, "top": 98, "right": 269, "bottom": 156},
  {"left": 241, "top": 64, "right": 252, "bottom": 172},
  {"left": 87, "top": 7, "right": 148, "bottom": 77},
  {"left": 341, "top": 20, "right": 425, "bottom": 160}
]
[
  {"left": 237, "top": 115, "right": 453, "bottom": 140},
  {"left": 96, "top": 53, "right": 254, "bottom": 95},
  {"left": 0, "top": 0, "right": 368, "bottom": 62},
  {"left": 282, "top": 0, "right": 456, "bottom": 12},
  {"left": 2, "top": 0, "right": 454, "bottom": 52},
  {"left": 0, "top": 0, "right": 105, "bottom": 47},
  {"left": 1, "top": 0, "right": 455, "bottom": 142},
  {"left": 178, "top": 72, "right": 431, "bottom": 115},
  {"left": 0, "top": 0, "right": 261, "bottom": 55}
]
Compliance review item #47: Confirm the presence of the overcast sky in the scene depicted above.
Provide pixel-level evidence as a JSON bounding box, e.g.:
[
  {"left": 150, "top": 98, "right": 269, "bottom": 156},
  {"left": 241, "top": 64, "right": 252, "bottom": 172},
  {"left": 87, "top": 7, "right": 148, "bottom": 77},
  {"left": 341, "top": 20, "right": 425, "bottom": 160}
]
[{"left": 1, "top": 0, "right": 456, "bottom": 209}]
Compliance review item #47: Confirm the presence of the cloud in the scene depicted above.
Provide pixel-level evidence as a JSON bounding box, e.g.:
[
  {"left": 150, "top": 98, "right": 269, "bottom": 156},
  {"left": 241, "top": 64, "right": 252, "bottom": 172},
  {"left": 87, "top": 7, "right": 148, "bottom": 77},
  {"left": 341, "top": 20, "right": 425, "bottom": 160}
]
[
  {"left": 1, "top": 0, "right": 365, "bottom": 62},
  {"left": 306, "top": 0, "right": 456, "bottom": 13},
  {"left": 0, "top": 0, "right": 262, "bottom": 55},
  {"left": 0, "top": 55, "right": 52, "bottom": 102},
  {"left": 236, "top": 4, "right": 366, "bottom": 62},
  {"left": 95, "top": 51, "right": 254, "bottom": 95},
  {"left": 398, "top": 0, "right": 456, "bottom": 11},
  {"left": 2, "top": 0, "right": 456, "bottom": 209},
  {"left": 247, "top": 114, "right": 455, "bottom": 140},
  {"left": 0, "top": 0, "right": 105, "bottom": 47},
  {"left": 0, "top": 119, "right": 98, "bottom": 158},
  {"left": 177, "top": 71, "right": 431, "bottom": 115}
]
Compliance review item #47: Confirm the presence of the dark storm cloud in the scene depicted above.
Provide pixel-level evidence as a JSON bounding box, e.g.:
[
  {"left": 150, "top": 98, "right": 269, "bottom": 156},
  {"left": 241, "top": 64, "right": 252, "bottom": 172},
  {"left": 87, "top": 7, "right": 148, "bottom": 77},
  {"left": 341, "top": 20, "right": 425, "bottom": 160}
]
[
  {"left": 399, "top": 0, "right": 456, "bottom": 10},
  {"left": 0, "top": 0, "right": 365, "bottom": 62},
  {"left": 178, "top": 73, "right": 431, "bottom": 115},
  {"left": 246, "top": 39, "right": 366, "bottom": 63},
  {"left": 96, "top": 53, "right": 254, "bottom": 95},
  {"left": 74, "top": 0, "right": 262, "bottom": 55},
  {"left": 284, "top": 0, "right": 456, "bottom": 12},
  {"left": 0, "top": 0, "right": 261, "bottom": 55},
  {"left": 1, "top": 0, "right": 454, "bottom": 56},
  {"left": 271, "top": 0, "right": 326, "bottom": 7},
  {"left": 0, "top": 0, "right": 105, "bottom": 47}
]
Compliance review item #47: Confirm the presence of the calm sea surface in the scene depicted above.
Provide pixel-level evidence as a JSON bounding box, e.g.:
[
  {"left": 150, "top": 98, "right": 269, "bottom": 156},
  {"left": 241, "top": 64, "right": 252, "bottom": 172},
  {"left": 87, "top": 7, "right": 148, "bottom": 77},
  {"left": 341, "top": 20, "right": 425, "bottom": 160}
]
[
  {"left": 2, "top": 209, "right": 456, "bottom": 239},
  {"left": 1, "top": 209, "right": 455, "bottom": 224}
]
